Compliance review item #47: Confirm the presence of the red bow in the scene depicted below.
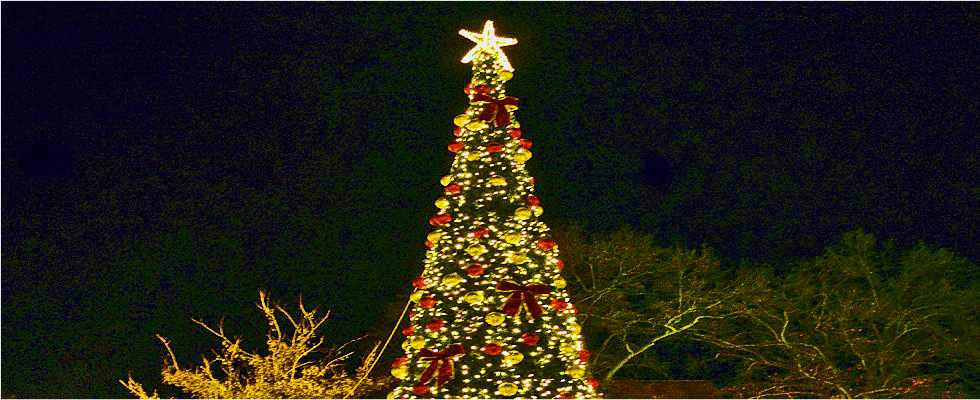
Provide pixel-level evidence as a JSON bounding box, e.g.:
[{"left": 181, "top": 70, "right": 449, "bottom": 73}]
[
  {"left": 496, "top": 279, "right": 550, "bottom": 320},
  {"left": 418, "top": 344, "right": 465, "bottom": 386},
  {"left": 471, "top": 94, "right": 519, "bottom": 127}
]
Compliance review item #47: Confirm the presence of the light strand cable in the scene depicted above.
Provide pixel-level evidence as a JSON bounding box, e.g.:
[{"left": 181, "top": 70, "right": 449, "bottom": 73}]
[{"left": 344, "top": 289, "right": 415, "bottom": 399}]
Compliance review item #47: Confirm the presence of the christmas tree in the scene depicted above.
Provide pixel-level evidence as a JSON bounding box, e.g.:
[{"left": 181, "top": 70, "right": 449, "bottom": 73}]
[{"left": 388, "top": 21, "right": 600, "bottom": 399}]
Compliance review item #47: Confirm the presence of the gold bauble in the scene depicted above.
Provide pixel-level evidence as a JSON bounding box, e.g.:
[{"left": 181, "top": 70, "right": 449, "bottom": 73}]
[
  {"left": 560, "top": 343, "right": 577, "bottom": 355},
  {"left": 553, "top": 277, "right": 567, "bottom": 289},
  {"left": 486, "top": 312, "right": 505, "bottom": 326},
  {"left": 442, "top": 272, "right": 464, "bottom": 287},
  {"left": 568, "top": 321, "right": 582, "bottom": 334},
  {"left": 454, "top": 114, "right": 470, "bottom": 127},
  {"left": 391, "top": 365, "right": 409, "bottom": 379},
  {"left": 566, "top": 366, "right": 586, "bottom": 379},
  {"left": 435, "top": 197, "right": 450, "bottom": 209},
  {"left": 510, "top": 253, "right": 529, "bottom": 264},
  {"left": 511, "top": 121, "right": 521, "bottom": 129},
  {"left": 466, "top": 120, "right": 485, "bottom": 131},
  {"left": 498, "top": 382, "right": 519, "bottom": 396},
  {"left": 466, "top": 244, "right": 488, "bottom": 257},
  {"left": 387, "top": 391, "right": 396, "bottom": 399},
  {"left": 514, "top": 207, "right": 532, "bottom": 220},
  {"left": 466, "top": 152, "right": 482, "bottom": 161},
  {"left": 504, "top": 351, "right": 524, "bottom": 364},
  {"left": 409, "top": 291, "right": 424, "bottom": 303},
  {"left": 514, "top": 148, "right": 532, "bottom": 163},
  {"left": 531, "top": 205, "right": 543, "bottom": 217},
  {"left": 488, "top": 176, "right": 507, "bottom": 186},
  {"left": 504, "top": 232, "right": 522, "bottom": 244},
  {"left": 440, "top": 175, "right": 452, "bottom": 186},
  {"left": 411, "top": 336, "right": 427, "bottom": 350},
  {"left": 401, "top": 339, "right": 412, "bottom": 351},
  {"left": 427, "top": 231, "right": 442, "bottom": 243},
  {"left": 497, "top": 69, "right": 514, "bottom": 82},
  {"left": 464, "top": 291, "right": 485, "bottom": 305}
]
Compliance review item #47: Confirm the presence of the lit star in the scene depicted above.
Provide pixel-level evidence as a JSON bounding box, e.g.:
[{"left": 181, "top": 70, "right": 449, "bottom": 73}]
[{"left": 459, "top": 20, "right": 518, "bottom": 71}]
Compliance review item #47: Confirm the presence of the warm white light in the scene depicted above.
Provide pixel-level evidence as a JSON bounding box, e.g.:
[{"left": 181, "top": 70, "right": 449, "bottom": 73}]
[{"left": 459, "top": 21, "right": 518, "bottom": 71}]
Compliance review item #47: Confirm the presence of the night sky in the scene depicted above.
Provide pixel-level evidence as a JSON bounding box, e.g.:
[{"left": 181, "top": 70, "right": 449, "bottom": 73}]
[{"left": 3, "top": 3, "right": 978, "bottom": 398}]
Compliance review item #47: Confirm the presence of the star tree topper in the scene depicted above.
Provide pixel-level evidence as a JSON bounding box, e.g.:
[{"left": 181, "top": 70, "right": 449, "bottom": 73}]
[{"left": 459, "top": 20, "right": 518, "bottom": 71}]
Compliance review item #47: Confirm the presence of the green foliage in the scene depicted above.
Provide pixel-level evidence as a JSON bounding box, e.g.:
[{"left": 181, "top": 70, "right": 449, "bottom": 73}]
[{"left": 121, "top": 291, "right": 393, "bottom": 399}]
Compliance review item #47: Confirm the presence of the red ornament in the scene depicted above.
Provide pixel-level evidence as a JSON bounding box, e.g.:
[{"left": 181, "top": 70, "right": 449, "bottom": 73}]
[
  {"left": 424, "top": 240, "right": 434, "bottom": 248},
  {"left": 448, "top": 142, "right": 464, "bottom": 153},
  {"left": 402, "top": 326, "right": 414, "bottom": 337},
  {"left": 393, "top": 357, "right": 408, "bottom": 367},
  {"left": 466, "top": 264, "right": 484, "bottom": 277},
  {"left": 496, "top": 280, "right": 550, "bottom": 320},
  {"left": 463, "top": 83, "right": 472, "bottom": 95},
  {"left": 579, "top": 350, "right": 591, "bottom": 362},
  {"left": 482, "top": 342, "right": 503, "bottom": 356},
  {"left": 413, "top": 276, "right": 429, "bottom": 289},
  {"left": 430, "top": 213, "right": 452, "bottom": 226},
  {"left": 558, "top": 392, "right": 575, "bottom": 399},
  {"left": 508, "top": 128, "right": 522, "bottom": 139},
  {"left": 420, "top": 296, "right": 436, "bottom": 308},
  {"left": 550, "top": 299, "right": 568, "bottom": 311},
  {"left": 537, "top": 238, "right": 556, "bottom": 251},
  {"left": 426, "top": 319, "right": 445, "bottom": 332},
  {"left": 470, "top": 227, "right": 489, "bottom": 238},
  {"left": 445, "top": 183, "right": 461, "bottom": 195},
  {"left": 428, "top": 215, "right": 440, "bottom": 226},
  {"left": 587, "top": 378, "right": 600, "bottom": 390},
  {"left": 474, "top": 84, "right": 492, "bottom": 95},
  {"left": 486, "top": 143, "right": 503, "bottom": 153},
  {"left": 519, "top": 138, "right": 532, "bottom": 149},
  {"left": 520, "top": 332, "right": 540, "bottom": 346},
  {"left": 409, "top": 310, "right": 416, "bottom": 318},
  {"left": 526, "top": 195, "right": 540, "bottom": 206},
  {"left": 413, "top": 386, "right": 430, "bottom": 395},
  {"left": 454, "top": 126, "right": 463, "bottom": 137},
  {"left": 556, "top": 259, "right": 565, "bottom": 271},
  {"left": 530, "top": 177, "right": 535, "bottom": 185}
]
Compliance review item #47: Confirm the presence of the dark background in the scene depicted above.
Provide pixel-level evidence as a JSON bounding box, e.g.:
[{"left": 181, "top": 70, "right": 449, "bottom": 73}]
[{"left": 3, "top": 2, "right": 978, "bottom": 398}]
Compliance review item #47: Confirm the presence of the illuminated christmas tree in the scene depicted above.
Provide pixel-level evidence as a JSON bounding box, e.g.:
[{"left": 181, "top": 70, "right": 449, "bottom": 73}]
[{"left": 388, "top": 21, "right": 600, "bottom": 399}]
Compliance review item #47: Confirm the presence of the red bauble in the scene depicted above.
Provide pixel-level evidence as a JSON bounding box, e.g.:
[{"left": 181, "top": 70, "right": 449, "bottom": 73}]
[
  {"left": 550, "top": 299, "right": 568, "bottom": 311},
  {"left": 428, "top": 215, "right": 440, "bottom": 226},
  {"left": 537, "top": 238, "right": 556, "bottom": 251},
  {"left": 558, "top": 392, "right": 575, "bottom": 399},
  {"left": 454, "top": 126, "right": 463, "bottom": 137},
  {"left": 587, "top": 378, "right": 600, "bottom": 390},
  {"left": 508, "top": 128, "right": 522, "bottom": 139},
  {"left": 424, "top": 240, "right": 434, "bottom": 248},
  {"left": 482, "top": 342, "right": 503, "bottom": 356},
  {"left": 466, "top": 264, "right": 484, "bottom": 277},
  {"left": 448, "top": 142, "right": 464, "bottom": 153},
  {"left": 392, "top": 357, "right": 408, "bottom": 367},
  {"left": 470, "top": 227, "right": 489, "bottom": 238},
  {"left": 413, "top": 386, "right": 430, "bottom": 395},
  {"left": 474, "top": 84, "right": 492, "bottom": 95},
  {"left": 419, "top": 296, "right": 436, "bottom": 308},
  {"left": 409, "top": 310, "right": 415, "bottom": 318},
  {"left": 463, "top": 83, "right": 473, "bottom": 94},
  {"left": 579, "top": 350, "right": 591, "bottom": 362},
  {"left": 430, "top": 213, "right": 452, "bottom": 226},
  {"left": 445, "top": 183, "right": 461, "bottom": 195},
  {"left": 520, "top": 332, "right": 540, "bottom": 346},
  {"left": 556, "top": 259, "right": 565, "bottom": 271},
  {"left": 530, "top": 177, "right": 535, "bottom": 185},
  {"left": 412, "top": 276, "right": 428, "bottom": 289},
  {"left": 519, "top": 138, "right": 532, "bottom": 149},
  {"left": 401, "top": 326, "right": 414, "bottom": 337},
  {"left": 426, "top": 319, "right": 445, "bottom": 332},
  {"left": 486, "top": 143, "right": 503, "bottom": 153},
  {"left": 526, "top": 195, "right": 541, "bottom": 206}
]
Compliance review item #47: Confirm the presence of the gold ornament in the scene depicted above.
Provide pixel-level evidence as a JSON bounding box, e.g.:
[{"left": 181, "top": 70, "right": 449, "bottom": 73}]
[
  {"left": 488, "top": 176, "right": 507, "bottom": 186},
  {"left": 511, "top": 121, "right": 521, "bottom": 129},
  {"left": 466, "top": 244, "right": 488, "bottom": 257},
  {"left": 442, "top": 272, "right": 464, "bottom": 287},
  {"left": 411, "top": 336, "right": 427, "bottom": 350},
  {"left": 504, "top": 351, "right": 524, "bottom": 364},
  {"left": 435, "top": 197, "right": 450, "bottom": 209},
  {"left": 510, "top": 253, "right": 529, "bottom": 264},
  {"left": 454, "top": 114, "right": 470, "bottom": 126},
  {"left": 410, "top": 291, "right": 424, "bottom": 303},
  {"left": 504, "top": 232, "right": 522, "bottom": 244},
  {"left": 514, "top": 148, "right": 532, "bottom": 163},
  {"left": 514, "top": 207, "right": 532, "bottom": 220},
  {"left": 466, "top": 120, "right": 485, "bottom": 131},
  {"left": 531, "top": 205, "right": 543, "bottom": 217},
  {"left": 464, "top": 291, "right": 485, "bottom": 304},
  {"left": 401, "top": 339, "right": 412, "bottom": 351},
  {"left": 568, "top": 321, "right": 582, "bottom": 334},
  {"left": 497, "top": 69, "right": 514, "bottom": 82},
  {"left": 391, "top": 365, "right": 409, "bottom": 379},
  {"left": 566, "top": 366, "right": 586, "bottom": 379},
  {"left": 466, "top": 151, "right": 482, "bottom": 161},
  {"left": 560, "top": 343, "right": 577, "bottom": 355},
  {"left": 427, "top": 231, "right": 443, "bottom": 243},
  {"left": 440, "top": 175, "right": 452, "bottom": 186},
  {"left": 498, "top": 382, "right": 519, "bottom": 396},
  {"left": 387, "top": 391, "right": 396, "bottom": 399},
  {"left": 486, "top": 312, "right": 505, "bottom": 326},
  {"left": 553, "top": 277, "right": 567, "bottom": 289}
]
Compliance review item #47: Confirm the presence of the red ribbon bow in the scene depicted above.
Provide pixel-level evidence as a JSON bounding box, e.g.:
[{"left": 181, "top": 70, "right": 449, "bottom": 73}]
[
  {"left": 471, "top": 93, "right": 519, "bottom": 127},
  {"left": 496, "top": 279, "right": 550, "bottom": 320},
  {"left": 418, "top": 344, "right": 465, "bottom": 386}
]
